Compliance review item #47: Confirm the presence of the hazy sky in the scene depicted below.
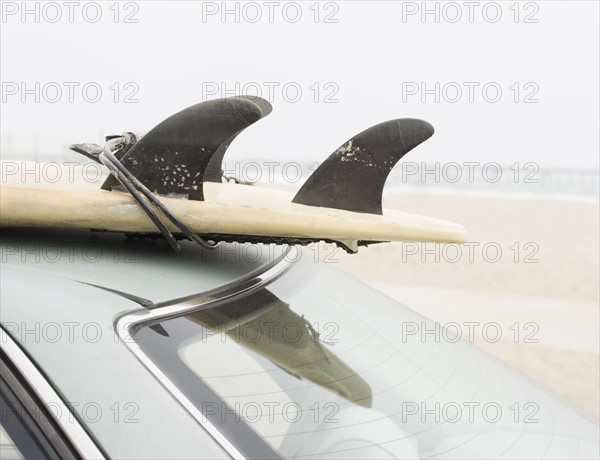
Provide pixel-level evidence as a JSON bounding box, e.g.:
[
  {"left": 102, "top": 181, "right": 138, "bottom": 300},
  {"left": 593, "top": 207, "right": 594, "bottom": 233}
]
[{"left": 1, "top": 1, "right": 599, "bottom": 170}]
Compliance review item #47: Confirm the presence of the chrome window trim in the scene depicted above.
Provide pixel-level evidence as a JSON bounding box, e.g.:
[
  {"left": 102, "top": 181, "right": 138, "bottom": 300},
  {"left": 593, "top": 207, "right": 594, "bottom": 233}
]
[
  {"left": 114, "top": 246, "right": 298, "bottom": 460},
  {"left": 0, "top": 328, "right": 106, "bottom": 459}
]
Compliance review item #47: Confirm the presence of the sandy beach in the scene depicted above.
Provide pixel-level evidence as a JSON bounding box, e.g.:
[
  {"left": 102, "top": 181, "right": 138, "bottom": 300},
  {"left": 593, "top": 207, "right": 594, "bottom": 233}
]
[{"left": 328, "top": 192, "right": 599, "bottom": 421}]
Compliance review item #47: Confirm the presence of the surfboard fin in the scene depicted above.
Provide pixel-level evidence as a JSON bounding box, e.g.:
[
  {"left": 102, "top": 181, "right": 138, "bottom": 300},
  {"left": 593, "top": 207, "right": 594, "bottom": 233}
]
[
  {"left": 100, "top": 96, "right": 272, "bottom": 200},
  {"left": 292, "top": 119, "right": 434, "bottom": 214},
  {"left": 204, "top": 96, "right": 273, "bottom": 183}
]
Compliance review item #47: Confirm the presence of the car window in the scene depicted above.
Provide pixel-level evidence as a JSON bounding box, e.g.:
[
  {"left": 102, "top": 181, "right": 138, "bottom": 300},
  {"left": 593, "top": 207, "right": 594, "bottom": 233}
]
[
  {"left": 0, "top": 425, "right": 24, "bottom": 460},
  {"left": 133, "top": 258, "right": 600, "bottom": 459},
  {"left": 0, "top": 378, "right": 62, "bottom": 460},
  {"left": 0, "top": 350, "right": 85, "bottom": 460}
]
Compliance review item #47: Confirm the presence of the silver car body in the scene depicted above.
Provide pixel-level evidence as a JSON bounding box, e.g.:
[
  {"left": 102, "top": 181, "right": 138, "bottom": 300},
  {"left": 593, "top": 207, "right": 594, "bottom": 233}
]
[{"left": 1, "top": 228, "right": 598, "bottom": 459}]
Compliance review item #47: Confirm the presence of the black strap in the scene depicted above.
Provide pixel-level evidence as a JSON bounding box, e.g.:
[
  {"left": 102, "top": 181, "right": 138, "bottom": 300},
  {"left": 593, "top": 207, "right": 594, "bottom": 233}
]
[{"left": 99, "top": 137, "right": 218, "bottom": 251}]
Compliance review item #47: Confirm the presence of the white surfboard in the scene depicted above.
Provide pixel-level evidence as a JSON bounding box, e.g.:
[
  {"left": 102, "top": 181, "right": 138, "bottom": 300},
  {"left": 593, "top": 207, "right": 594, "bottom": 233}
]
[
  {"left": 0, "top": 97, "right": 468, "bottom": 253},
  {"left": 0, "top": 163, "right": 466, "bottom": 253}
]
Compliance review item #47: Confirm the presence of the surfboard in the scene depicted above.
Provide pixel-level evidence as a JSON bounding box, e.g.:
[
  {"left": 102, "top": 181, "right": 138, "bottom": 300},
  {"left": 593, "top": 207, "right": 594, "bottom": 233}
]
[{"left": 0, "top": 97, "right": 467, "bottom": 253}]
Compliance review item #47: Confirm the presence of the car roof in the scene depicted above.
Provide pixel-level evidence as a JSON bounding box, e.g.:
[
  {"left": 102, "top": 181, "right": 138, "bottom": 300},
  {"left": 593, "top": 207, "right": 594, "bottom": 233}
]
[
  {"left": 1, "top": 227, "right": 287, "bottom": 304},
  {"left": 1, "top": 264, "right": 234, "bottom": 459},
  {"left": 1, "top": 227, "right": 289, "bottom": 459}
]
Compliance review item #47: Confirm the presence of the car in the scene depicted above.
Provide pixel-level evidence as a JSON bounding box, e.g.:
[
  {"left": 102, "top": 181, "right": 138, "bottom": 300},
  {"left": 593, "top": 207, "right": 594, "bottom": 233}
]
[{"left": 1, "top": 227, "right": 599, "bottom": 459}]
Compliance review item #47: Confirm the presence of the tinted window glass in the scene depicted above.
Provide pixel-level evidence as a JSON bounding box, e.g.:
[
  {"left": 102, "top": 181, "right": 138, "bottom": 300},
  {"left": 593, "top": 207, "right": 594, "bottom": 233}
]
[
  {"left": 0, "top": 425, "right": 24, "bottom": 460},
  {"left": 135, "top": 259, "right": 600, "bottom": 459}
]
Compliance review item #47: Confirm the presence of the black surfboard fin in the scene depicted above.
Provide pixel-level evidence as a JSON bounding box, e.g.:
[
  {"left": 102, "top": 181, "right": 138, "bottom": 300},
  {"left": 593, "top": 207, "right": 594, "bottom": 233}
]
[
  {"left": 203, "top": 96, "right": 273, "bottom": 183},
  {"left": 292, "top": 118, "right": 434, "bottom": 214},
  {"left": 101, "top": 96, "right": 272, "bottom": 200}
]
